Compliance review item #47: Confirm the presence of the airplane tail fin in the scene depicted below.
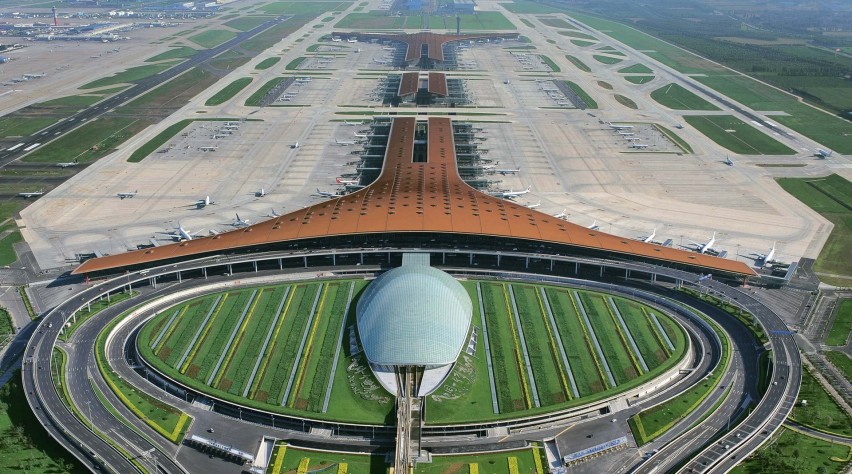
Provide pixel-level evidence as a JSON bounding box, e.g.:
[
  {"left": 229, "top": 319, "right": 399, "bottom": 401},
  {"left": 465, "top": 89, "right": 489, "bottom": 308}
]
[{"left": 525, "top": 185, "right": 531, "bottom": 192}]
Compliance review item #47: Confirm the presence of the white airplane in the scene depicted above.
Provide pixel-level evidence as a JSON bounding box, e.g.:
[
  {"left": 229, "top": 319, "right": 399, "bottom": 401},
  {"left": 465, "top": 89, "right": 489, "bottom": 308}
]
[
  {"left": 638, "top": 228, "right": 656, "bottom": 243},
  {"left": 314, "top": 188, "right": 336, "bottom": 198},
  {"left": 331, "top": 36, "right": 341, "bottom": 42},
  {"left": 232, "top": 213, "right": 250, "bottom": 227},
  {"left": 335, "top": 139, "right": 356, "bottom": 146},
  {"left": 816, "top": 148, "right": 832, "bottom": 158},
  {"left": 347, "top": 37, "right": 357, "bottom": 43},
  {"left": 17, "top": 189, "right": 44, "bottom": 198},
  {"left": 524, "top": 200, "right": 541, "bottom": 209},
  {"left": 630, "top": 143, "right": 650, "bottom": 149},
  {"left": 117, "top": 190, "right": 138, "bottom": 199},
  {"left": 688, "top": 232, "right": 717, "bottom": 254},
  {"left": 756, "top": 242, "right": 777, "bottom": 265},
  {"left": 496, "top": 167, "right": 520, "bottom": 175},
  {"left": 354, "top": 132, "right": 369, "bottom": 138},
  {"left": 489, "top": 186, "right": 531, "bottom": 199},
  {"left": 618, "top": 131, "right": 634, "bottom": 136},
  {"left": 158, "top": 223, "right": 202, "bottom": 241},
  {"left": 587, "top": 220, "right": 600, "bottom": 231},
  {"left": 267, "top": 208, "right": 282, "bottom": 218},
  {"left": 336, "top": 177, "right": 359, "bottom": 185},
  {"left": 344, "top": 120, "right": 364, "bottom": 126},
  {"left": 194, "top": 196, "right": 214, "bottom": 209},
  {"left": 291, "top": 142, "right": 300, "bottom": 149},
  {"left": 724, "top": 156, "right": 734, "bottom": 166},
  {"left": 675, "top": 123, "right": 684, "bottom": 129},
  {"left": 199, "top": 146, "right": 219, "bottom": 151},
  {"left": 609, "top": 123, "right": 634, "bottom": 130},
  {"left": 255, "top": 188, "right": 267, "bottom": 197},
  {"left": 553, "top": 209, "right": 567, "bottom": 219},
  {"left": 56, "top": 159, "right": 79, "bottom": 168}
]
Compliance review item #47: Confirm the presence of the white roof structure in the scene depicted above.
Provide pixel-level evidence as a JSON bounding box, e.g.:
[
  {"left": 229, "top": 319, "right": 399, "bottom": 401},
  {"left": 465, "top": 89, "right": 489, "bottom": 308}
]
[{"left": 356, "top": 256, "right": 472, "bottom": 367}]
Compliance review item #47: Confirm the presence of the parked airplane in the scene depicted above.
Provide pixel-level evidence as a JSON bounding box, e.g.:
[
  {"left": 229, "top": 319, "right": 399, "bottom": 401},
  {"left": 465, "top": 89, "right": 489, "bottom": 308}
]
[
  {"left": 347, "top": 37, "right": 357, "bottom": 43},
  {"left": 255, "top": 188, "right": 267, "bottom": 198},
  {"left": 675, "top": 123, "right": 684, "bottom": 129},
  {"left": 290, "top": 142, "right": 300, "bottom": 149},
  {"left": 344, "top": 120, "right": 364, "bottom": 126},
  {"left": 630, "top": 143, "right": 649, "bottom": 149},
  {"left": 194, "top": 196, "right": 214, "bottom": 209},
  {"left": 335, "top": 139, "right": 356, "bottom": 146},
  {"left": 158, "top": 223, "right": 202, "bottom": 241},
  {"left": 587, "top": 220, "right": 600, "bottom": 231},
  {"left": 724, "top": 156, "right": 734, "bottom": 166},
  {"left": 524, "top": 200, "right": 541, "bottom": 209},
  {"left": 199, "top": 146, "right": 218, "bottom": 152},
  {"left": 489, "top": 186, "right": 531, "bottom": 199},
  {"left": 688, "top": 232, "right": 717, "bottom": 254},
  {"left": 331, "top": 36, "right": 341, "bottom": 42},
  {"left": 117, "top": 190, "right": 138, "bottom": 199},
  {"left": 354, "top": 132, "right": 369, "bottom": 138},
  {"left": 553, "top": 209, "right": 567, "bottom": 219},
  {"left": 756, "top": 242, "right": 777, "bottom": 266},
  {"left": 314, "top": 188, "right": 337, "bottom": 198},
  {"left": 638, "top": 228, "right": 656, "bottom": 243},
  {"left": 336, "top": 177, "right": 359, "bottom": 185},
  {"left": 232, "top": 213, "right": 250, "bottom": 227},
  {"left": 267, "top": 209, "right": 282, "bottom": 218},
  {"left": 56, "top": 159, "right": 79, "bottom": 168},
  {"left": 816, "top": 148, "right": 833, "bottom": 158},
  {"left": 17, "top": 189, "right": 44, "bottom": 198},
  {"left": 496, "top": 167, "right": 520, "bottom": 175},
  {"left": 609, "top": 123, "right": 634, "bottom": 130}
]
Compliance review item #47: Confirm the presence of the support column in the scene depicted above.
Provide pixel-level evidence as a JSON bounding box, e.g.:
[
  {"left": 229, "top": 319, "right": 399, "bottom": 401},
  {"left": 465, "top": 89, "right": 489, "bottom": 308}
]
[
  {"left": 303, "top": 256, "right": 308, "bottom": 268},
  {"left": 497, "top": 254, "right": 501, "bottom": 266},
  {"left": 228, "top": 264, "right": 233, "bottom": 275},
  {"left": 203, "top": 267, "right": 207, "bottom": 279},
  {"left": 333, "top": 253, "right": 336, "bottom": 266},
  {"left": 442, "top": 252, "right": 445, "bottom": 265},
  {"left": 279, "top": 258, "right": 283, "bottom": 270},
  {"left": 625, "top": 268, "right": 629, "bottom": 279},
  {"left": 469, "top": 253, "right": 474, "bottom": 265},
  {"left": 599, "top": 266, "right": 604, "bottom": 278},
  {"left": 177, "top": 272, "right": 182, "bottom": 283},
  {"left": 525, "top": 257, "right": 529, "bottom": 269},
  {"left": 550, "top": 259, "right": 554, "bottom": 272},
  {"left": 360, "top": 253, "right": 364, "bottom": 265},
  {"left": 651, "top": 273, "right": 657, "bottom": 284},
  {"left": 253, "top": 261, "right": 258, "bottom": 273},
  {"left": 575, "top": 262, "right": 579, "bottom": 274},
  {"left": 151, "top": 277, "right": 157, "bottom": 289}
]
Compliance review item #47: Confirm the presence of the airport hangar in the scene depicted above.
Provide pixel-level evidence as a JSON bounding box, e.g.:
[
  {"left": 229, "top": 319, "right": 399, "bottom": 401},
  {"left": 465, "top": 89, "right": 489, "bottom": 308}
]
[{"left": 73, "top": 116, "right": 755, "bottom": 282}]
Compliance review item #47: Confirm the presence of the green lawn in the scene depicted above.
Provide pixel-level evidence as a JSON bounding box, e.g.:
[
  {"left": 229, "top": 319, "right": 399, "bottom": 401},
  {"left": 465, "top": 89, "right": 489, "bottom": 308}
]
[
  {"left": 285, "top": 57, "right": 306, "bottom": 70},
  {"left": 614, "top": 94, "right": 638, "bottom": 109},
  {"left": 570, "top": 39, "right": 596, "bottom": 47},
  {"left": 625, "top": 75, "right": 654, "bottom": 84},
  {"left": 334, "top": 12, "right": 406, "bottom": 29},
  {"left": 826, "top": 300, "right": 852, "bottom": 346},
  {"left": 500, "top": 0, "right": 564, "bottom": 13},
  {"left": 145, "top": 46, "right": 197, "bottom": 62},
  {"left": 255, "top": 57, "right": 281, "bottom": 70},
  {"left": 565, "top": 55, "right": 591, "bottom": 72},
  {"left": 683, "top": 115, "right": 796, "bottom": 155},
  {"left": 777, "top": 175, "right": 852, "bottom": 285},
  {"left": 790, "top": 368, "right": 852, "bottom": 437},
  {"left": 539, "top": 54, "right": 560, "bottom": 72},
  {"left": 80, "top": 62, "right": 180, "bottom": 89},
  {"left": 36, "top": 94, "right": 106, "bottom": 108},
  {"left": 730, "top": 427, "right": 851, "bottom": 474},
  {"left": 540, "top": 18, "right": 574, "bottom": 28},
  {"left": 23, "top": 117, "right": 152, "bottom": 163},
  {"left": 770, "top": 102, "right": 852, "bottom": 155},
  {"left": 556, "top": 30, "right": 597, "bottom": 41},
  {"left": 563, "top": 80, "right": 598, "bottom": 109},
  {"left": 593, "top": 54, "right": 624, "bottom": 65},
  {"left": 223, "top": 16, "right": 270, "bottom": 31},
  {"left": 124, "top": 67, "right": 217, "bottom": 109},
  {"left": 188, "top": 29, "right": 237, "bottom": 49},
  {"left": 259, "top": 1, "right": 351, "bottom": 15},
  {"left": 0, "top": 117, "right": 60, "bottom": 137},
  {"left": 651, "top": 83, "right": 720, "bottom": 111},
  {"left": 824, "top": 351, "right": 852, "bottom": 383},
  {"left": 245, "top": 77, "right": 287, "bottom": 106},
  {"left": 0, "top": 372, "right": 86, "bottom": 473},
  {"left": 618, "top": 63, "right": 653, "bottom": 74},
  {"left": 205, "top": 77, "right": 253, "bottom": 106},
  {"left": 127, "top": 119, "right": 193, "bottom": 162}
]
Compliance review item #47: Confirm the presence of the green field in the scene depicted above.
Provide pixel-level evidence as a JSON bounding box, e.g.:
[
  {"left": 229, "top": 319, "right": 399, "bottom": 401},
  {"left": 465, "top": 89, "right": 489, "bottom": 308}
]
[
  {"left": 651, "top": 83, "right": 720, "bottom": 111},
  {"left": 614, "top": 94, "right": 638, "bottom": 109},
  {"left": 540, "top": 18, "right": 574, "bottom": 29},
  {"left": 730, "top": 427, "right": 851, "bottom": 474},
  {"left": 0, "top": 117, "right": 59, "bottom": 137},
  {"left": 127, "top": 119, "right": 193, "bottom": 162},
  {"left": 223, "top": 16, "right": 270, "bottom": 31},
  {"left": 335, "top": 11, "right": 514, "bottom": 30},
  {"left": 145, "top": 46, "right": 197, "bottom": 63},
  {"left": 245, "top": 77, "right": 287, "bottom": 106},
  {"left": 125, "top": 67, "right": 217, "bottom": 109},
  {"left": 790, "top": 368, "right": 852, "bottom": 437},
  {"left": 22, "top": 117, "right": 152, "bottom": 163},
  {"left": 80, "top": 62, "right": 180, "bottom": 89},
  {"left": 826, "top": 300, "right": 852, "bottom": 346},
  {"left": 266, "top": 443, "right": 546, "bottom": 474},
  {"left": 0, "top": 372, "right": 86, "bottom": 473},
  {"left": 593, "top": 55, "right": 623, "bottom": 65},
  {"left": 334, "top": 12, "right": 405, "bottom": 29},
  {"left": 206, "top": 77, "right": 254, "bottom": 106},
  {"left": 683, "top": 115, "right": 796, "bottom": 155},
  {"left": 259, "top": 1, "right": 351, "bottom": 15},
  {"left": 565, "top": 55, "right": 591, "bottom": 72},
  {"left": 625, "top": 76, "right": 654, "bottom": 84},
  {"left": 36, "top": 94, "right": 107, "bottom": 108},
  {"left": 777, "top": 175, "right": 852, "bottom": 285},
  {"left": 556, "top": 30, "right": 597, "bottom": 41},
  {"left": 140, "top": 280, "right": 686, "bottom": 425},
  {"left": 539, "top": 54, "right": 560, "bottom": 72},
  {"left": 570, "top": 39, "right": 596, "bottom": 47},
  {"left": 563, "top": 80, "right": 598, "bottom": 109},
  {"left": 824, "top": 351, "right": 852, "bottom": 383},
  {"left": 618, "top": 63, "right": 653, "bottom": 74},
  {"left": 188, "top": 29, "right": 237, "bottom": 49},
  {"left": 500, "top": 0, "right": 564, "bottom": 14},
  {"left": 285, "top": 57, "right": 306, "bottom": 70},
  {"left": 255, "top": 57, "right": 281, "bottom": 70}
]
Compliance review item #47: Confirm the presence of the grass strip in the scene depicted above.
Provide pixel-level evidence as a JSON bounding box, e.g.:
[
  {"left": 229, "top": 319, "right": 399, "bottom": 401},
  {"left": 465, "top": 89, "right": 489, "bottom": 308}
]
[{"left": 205, "top": 77, "right": 253, "bottom": 106}]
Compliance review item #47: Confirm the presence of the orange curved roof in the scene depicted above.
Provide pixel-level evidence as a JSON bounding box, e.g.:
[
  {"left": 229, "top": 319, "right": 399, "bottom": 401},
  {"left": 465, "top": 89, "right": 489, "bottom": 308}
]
[
  {"left": 73, "top": 117, "right": 755, "bottom": 276},
  {"left": 331, "top": 32, "right": 518, "bottom": 63}
]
